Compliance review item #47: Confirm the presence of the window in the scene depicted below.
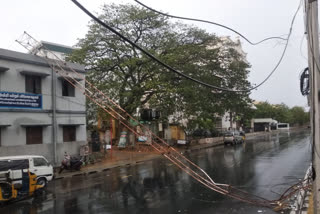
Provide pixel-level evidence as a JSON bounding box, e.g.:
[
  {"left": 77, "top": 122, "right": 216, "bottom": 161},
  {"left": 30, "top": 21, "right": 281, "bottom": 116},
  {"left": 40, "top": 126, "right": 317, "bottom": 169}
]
[
  {"left": 215, "top": 117, "right": 222, "bottom": 128},
  {"left": 63, "top": 126, "right": 76, "bottom": 142},
  {"left": 25, "top": 75, "right": 41, "bottom": 94},
  {"left": 0, "top": 159, "right": 29, "bottom": 171},
  {"left": 278, "top": 124, "right": 289, "bottom": 128},
  {"left": 33, "top": 158, "right": 48, "bottom": 167},
  {"left": 26, "top": 127, "right": 43, "bottom": 145},
  {"left": 62, "top": 80, "right": 75, "bottom": 97}
]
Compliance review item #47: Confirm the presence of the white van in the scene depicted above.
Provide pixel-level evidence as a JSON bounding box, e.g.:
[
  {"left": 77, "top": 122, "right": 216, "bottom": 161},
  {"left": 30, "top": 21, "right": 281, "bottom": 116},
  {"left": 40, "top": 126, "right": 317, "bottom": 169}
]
[{"left": 0, "top": 155, "right": 53, "bottom": 187}]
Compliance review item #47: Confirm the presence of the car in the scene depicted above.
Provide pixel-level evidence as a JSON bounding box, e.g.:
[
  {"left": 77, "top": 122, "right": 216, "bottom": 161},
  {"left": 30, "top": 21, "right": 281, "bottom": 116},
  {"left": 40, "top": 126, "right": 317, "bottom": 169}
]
[
  {"left": 0, "top": 155, "right": 53, "bottom": 187},
  {"left": 223, "top": 131, "right": 244, "bottom": 145}
]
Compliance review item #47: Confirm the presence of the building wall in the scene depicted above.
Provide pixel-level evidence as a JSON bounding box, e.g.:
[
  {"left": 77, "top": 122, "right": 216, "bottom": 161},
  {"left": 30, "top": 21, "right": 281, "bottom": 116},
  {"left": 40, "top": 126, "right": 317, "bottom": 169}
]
[
  {"left": 56, "top": 114, "right": 87, "bottom": 144},
  {"left": 56, "top": 80, "right": 86, "bottom": 112},
  {"left": 0, "top": 49, "right": 87, "bottom": 165},
  {"left": 0, "top": 59, "right": 52, "bottom": 109},
  {"left": 0, "top": 141, "right": 86, "bottom": 164},
  {"left": 0, "top": 113, "right": 52, "bottom": 146},
  {"left": 221, "top": 112, "right": 237, "bottom": 130}
]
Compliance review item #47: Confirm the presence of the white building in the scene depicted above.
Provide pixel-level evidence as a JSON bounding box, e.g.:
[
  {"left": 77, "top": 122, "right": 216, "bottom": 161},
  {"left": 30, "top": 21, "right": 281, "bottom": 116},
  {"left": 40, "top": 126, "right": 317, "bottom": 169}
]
[
  {"left": 251, "top": 118, "right": 278, "bottom": 132},
  {"left": 215, "top": 112, "right": 237, "bottom": 131},
  {"left": 0, "top": 46, "right": 86, "bottom": 165}
]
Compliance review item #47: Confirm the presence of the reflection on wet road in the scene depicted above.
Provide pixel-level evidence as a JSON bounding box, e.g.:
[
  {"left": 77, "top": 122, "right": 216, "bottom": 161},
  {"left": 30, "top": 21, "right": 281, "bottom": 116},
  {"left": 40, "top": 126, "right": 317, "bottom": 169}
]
[{"left": 0, "top": 130, "right": 311, "bottom": 214}]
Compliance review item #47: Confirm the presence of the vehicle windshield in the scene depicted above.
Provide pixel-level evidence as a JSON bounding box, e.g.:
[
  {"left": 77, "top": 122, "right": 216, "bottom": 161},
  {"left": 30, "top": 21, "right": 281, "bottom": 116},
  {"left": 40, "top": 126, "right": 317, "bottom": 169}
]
[{"left": 0, "top": 159, "right": 29, "bottom": 171}]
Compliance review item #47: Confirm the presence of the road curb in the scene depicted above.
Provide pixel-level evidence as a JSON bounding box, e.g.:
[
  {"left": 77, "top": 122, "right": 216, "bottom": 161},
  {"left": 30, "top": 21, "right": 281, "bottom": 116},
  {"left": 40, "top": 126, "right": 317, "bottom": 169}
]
[
  {"left": 53, "top": 128, "right": 307, "bottom": 180},
  {"left": 54, "top": 155, "right": 161, "bottom": 180}
]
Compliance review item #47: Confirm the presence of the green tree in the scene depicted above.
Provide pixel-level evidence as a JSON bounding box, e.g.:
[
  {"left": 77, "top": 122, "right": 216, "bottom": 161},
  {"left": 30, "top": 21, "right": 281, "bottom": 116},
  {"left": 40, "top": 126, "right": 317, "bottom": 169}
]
[
  {"left": 254, "top": 102, "right": 309, "bottom": 126},
  {"left": 273, "top": 103, "right": 290, "bottom": 123},
  {"left": 254, "top": 102, "right": 290, "bottom": 122},
  {"left": 289, "top": 106, "right": 310, "bottom": 125},
  {"left": 254, "top": 102, "right": 275, "bottom": 118},
  {"left": 69, "top": 3, "right": 252, "bottom": 131}
]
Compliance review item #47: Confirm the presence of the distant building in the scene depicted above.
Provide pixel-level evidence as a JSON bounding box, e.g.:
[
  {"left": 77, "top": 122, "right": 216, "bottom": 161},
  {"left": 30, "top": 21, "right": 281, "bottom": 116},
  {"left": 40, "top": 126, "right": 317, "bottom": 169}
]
[
  {"left": 251, "top": 118, "right": 278, "bottom": 132},
  {"left": 0, "top": 46, "right": 86, "bottom": 165},
  {"left": 219, "top": 36, "right": 248, "bottom": 63},
  {"left": 215, "top": 112, "right": 237, "bottom": 131},
  {"left": 213, "top": 37, "right": 249, "bottom": 131}
]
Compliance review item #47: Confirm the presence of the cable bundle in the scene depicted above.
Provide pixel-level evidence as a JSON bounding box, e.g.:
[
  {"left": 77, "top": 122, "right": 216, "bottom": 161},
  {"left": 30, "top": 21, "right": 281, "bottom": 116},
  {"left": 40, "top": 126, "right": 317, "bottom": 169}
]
[{"left": 300, "top": 67, "right": 310, "bottom": 96}]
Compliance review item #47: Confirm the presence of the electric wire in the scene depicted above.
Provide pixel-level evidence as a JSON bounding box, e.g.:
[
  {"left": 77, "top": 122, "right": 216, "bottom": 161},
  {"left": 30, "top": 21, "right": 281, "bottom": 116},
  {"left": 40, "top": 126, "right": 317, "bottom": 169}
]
[
  {"left": 70, "top": 0, "right": 300, "bottom": 93},
  {"left": 51, "top": 44, "right": 307, "bottom": 209},
  {"left": 19, "top": 32, "right": 278, "bottom": 207},
  {"left": 133, "top": 0, "right": 287, "bottom": 45},
  {"left": 44, "top": 48, "right": 232, "bottom": 199},
  {"left": 300, "top": 67, "right": 310, "bottom": 96},
  {"left": 20, "top": 32, "right": 312, "bottom": 209},
  {"left": 67, "top": 0, "right": 307, "bottom": 208},
  {"left": 16, "top": 0, "right": 308, "bottom": 208}
]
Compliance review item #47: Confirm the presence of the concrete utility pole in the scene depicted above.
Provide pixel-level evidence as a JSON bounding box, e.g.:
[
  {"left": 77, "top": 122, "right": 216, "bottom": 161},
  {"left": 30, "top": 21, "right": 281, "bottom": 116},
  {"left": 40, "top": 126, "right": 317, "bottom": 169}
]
[{"left": 305, "top": 0, "right": 320, "bottom": 212}]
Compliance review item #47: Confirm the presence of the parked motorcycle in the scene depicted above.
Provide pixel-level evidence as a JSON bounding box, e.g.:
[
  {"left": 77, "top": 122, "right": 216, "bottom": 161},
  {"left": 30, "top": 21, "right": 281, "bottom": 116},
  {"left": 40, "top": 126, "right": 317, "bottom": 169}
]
[{"left": 58, "top": 154, "right": 82, "bottom": 173}]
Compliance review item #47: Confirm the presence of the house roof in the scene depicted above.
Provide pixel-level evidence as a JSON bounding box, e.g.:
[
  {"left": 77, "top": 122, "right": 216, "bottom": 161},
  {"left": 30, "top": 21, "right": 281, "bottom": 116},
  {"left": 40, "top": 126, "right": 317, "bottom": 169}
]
[{"left": 40, "top": 41, "right": 74, "bottom": 54}]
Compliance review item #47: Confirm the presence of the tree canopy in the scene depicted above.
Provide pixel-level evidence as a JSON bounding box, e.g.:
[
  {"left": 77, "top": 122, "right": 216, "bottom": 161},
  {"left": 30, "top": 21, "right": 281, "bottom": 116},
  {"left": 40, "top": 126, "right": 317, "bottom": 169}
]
[
  {"left": 254, "top": 101, "right": 309, "bottom": 126},
  {"left": 69, "top": 3, "right": 252, "bottom": 130}
]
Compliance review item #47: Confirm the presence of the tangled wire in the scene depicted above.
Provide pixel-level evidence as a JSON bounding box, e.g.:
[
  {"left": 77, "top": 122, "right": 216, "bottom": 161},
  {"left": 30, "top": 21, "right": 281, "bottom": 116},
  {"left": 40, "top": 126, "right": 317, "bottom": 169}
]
[
  {"left": 300, "top": 67, "right": 310, "bottom": 96},
  {"left": 19, "top": 32, "right": 312, "bottom": 212}
]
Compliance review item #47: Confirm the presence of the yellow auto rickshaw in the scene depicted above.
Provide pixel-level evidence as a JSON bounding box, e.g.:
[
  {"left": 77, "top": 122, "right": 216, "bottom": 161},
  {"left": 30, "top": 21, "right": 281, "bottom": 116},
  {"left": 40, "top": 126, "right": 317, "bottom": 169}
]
[
  {"left": 0, "top": 170, "right": 44, "bottom": 204},
  {"left": 240, "top": 131, "right": 246, "bottom": 141}
]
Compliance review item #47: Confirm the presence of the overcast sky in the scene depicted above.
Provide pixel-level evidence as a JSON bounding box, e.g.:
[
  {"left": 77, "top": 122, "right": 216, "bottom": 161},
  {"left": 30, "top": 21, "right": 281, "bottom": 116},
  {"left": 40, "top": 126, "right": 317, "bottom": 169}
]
[{"left": 1, "top": 0, "right": 308, "bottom": 108}]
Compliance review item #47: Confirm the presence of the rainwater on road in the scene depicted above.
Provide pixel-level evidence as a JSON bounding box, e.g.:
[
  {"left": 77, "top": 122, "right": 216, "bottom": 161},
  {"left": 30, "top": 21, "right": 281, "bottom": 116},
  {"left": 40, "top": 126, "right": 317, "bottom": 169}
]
[{"left": 0, "top": 130, "right": 311, "bottom": 214}]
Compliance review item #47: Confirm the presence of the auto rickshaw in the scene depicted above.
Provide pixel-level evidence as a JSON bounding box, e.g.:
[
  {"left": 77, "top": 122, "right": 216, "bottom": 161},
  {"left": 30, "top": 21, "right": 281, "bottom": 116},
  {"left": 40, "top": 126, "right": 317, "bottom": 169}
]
[
  {"left": 240, "top": 131, "right": 246, "bottom": 141},
  {"left": 0, "top": 170, "right": 44, "bottom": 204}
]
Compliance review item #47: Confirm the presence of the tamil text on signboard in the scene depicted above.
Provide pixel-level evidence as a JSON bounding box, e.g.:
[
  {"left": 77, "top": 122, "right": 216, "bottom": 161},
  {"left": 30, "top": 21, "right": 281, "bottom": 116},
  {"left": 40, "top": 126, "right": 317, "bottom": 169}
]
[{"left": 0, "top": 91, "right": 42, "bottom": 109}]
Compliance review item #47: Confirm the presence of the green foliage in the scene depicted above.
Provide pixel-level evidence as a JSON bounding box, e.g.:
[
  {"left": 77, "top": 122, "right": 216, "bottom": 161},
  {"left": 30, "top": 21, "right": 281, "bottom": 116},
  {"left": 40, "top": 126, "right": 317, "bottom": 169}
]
[
  {"left": 254, "top": 102, "right": 309, "bottom": 126},
  {"left": 68, "top": 3, "right": 252, "bottom": 130},
  {"left": 288, "top": 106, "right": 310, "bottom": 125}
]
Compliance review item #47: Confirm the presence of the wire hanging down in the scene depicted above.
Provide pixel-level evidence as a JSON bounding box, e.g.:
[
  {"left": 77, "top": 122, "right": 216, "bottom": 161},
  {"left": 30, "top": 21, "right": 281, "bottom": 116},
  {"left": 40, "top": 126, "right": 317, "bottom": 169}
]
[
  {"left": 133, "top": 0, "right": 287, "bottom": 45},
  {"left": 300, "top": 67, "right": 310, "bottom": 96},
  {"left": 16, "top": 31, "right": 312, "bottom": 210},
  {"left": 70, "top": 0, "right": 300, "bottom": 93}
]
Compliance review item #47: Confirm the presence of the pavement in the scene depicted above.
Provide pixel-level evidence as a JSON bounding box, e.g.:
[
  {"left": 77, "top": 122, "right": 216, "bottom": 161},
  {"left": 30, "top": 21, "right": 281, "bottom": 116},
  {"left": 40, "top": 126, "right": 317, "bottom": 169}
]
[{"left": 55, "top": 128, "right": 307, "bottom": 180}]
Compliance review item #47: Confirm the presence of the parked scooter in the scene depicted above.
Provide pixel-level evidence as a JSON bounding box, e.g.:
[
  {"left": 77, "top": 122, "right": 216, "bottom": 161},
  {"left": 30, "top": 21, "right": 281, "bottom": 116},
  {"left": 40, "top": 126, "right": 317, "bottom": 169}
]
[{"left": 59, "top": 153, "right": 82, "bottom": 173}]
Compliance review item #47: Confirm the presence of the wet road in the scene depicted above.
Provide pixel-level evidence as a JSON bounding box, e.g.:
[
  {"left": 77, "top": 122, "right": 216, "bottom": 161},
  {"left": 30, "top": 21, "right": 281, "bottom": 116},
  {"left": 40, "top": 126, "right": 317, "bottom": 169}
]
[{"left": 0, "top": 130, "right": 311, "bottom": 214}]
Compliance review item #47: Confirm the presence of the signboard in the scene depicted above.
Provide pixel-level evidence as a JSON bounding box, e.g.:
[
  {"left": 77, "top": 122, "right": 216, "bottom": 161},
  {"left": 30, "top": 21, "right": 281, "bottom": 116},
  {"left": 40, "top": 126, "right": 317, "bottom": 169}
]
[{"left": 0, "top": 91, "right": 42, "bottom": 109}]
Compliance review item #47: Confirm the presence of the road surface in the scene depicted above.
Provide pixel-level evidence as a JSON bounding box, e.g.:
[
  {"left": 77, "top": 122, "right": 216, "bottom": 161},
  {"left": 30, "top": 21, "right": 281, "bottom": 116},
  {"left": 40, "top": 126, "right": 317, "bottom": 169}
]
[{"left": 0, "top": 130, "right": 311, "bottom": 214}]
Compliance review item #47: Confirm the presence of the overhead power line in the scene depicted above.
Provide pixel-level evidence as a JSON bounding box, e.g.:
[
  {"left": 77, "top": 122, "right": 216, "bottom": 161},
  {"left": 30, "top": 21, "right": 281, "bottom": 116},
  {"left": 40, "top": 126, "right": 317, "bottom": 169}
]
[
  {"left": 17, "top": 31, "right": 311, "bottom": 210},
  {"left": 134, "top": 0, "right": 287, "bottom": 46},
  {"left": 70, "top": 0, "right": 300, "bottom": 93},
  {"left": 16, "top": 32, "right": 276, "bottom": 208}
]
